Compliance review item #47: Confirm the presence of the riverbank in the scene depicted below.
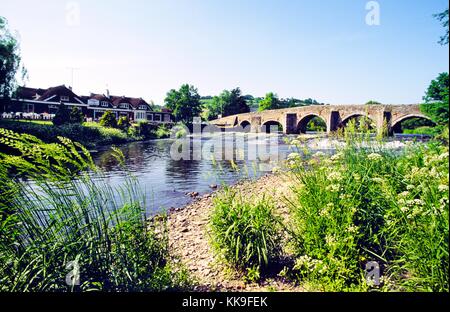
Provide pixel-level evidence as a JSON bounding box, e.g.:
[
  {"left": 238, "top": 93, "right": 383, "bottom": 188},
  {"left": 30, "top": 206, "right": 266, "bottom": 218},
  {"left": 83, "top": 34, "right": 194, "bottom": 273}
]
[
  {"left": 168, "top": 172, "right": 306, "bottom": 292},
  {"left": 0, "top": 119, "right": 171, "bottom": 148}
]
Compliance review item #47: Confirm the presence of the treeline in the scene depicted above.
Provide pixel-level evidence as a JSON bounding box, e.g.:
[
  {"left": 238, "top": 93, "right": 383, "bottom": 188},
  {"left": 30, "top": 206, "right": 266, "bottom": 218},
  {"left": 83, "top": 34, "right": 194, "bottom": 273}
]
[{"left": 164, "top": 84, "right": 323, "bottom": 123}]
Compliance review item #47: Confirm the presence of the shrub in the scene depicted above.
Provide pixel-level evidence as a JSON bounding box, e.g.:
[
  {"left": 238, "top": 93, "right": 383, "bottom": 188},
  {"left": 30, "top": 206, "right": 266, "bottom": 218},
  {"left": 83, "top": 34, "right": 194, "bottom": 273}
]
[
  {"left": 210, "top": 188, "right": 282, "bottom": 278},
  {"left": 0, "top": 129, "right": 191, "bottom": 291},
  {"left": 0, "top": 120, "right": 133, "bottom": 148},
  {"left": 99, "top": 111, "right": 117, "bottom": 128},
  {"left": 53, "top": 102, "right": 71, "bottom": 126},
  {"left": 155, "top": 124, "right": 171, "bottom": 139},
  {"left": 69, "top": 106, "right": 84, "bottom": 124},
  {"left": 117, "top": 116, "right": 131, "bottom": 131}
]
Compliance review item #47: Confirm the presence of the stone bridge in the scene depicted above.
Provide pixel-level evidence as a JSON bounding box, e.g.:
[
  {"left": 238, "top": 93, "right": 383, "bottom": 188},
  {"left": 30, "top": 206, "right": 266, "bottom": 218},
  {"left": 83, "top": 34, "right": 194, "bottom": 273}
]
[{"left": 210, "top": 104, "right": 430, "bottom": 135}]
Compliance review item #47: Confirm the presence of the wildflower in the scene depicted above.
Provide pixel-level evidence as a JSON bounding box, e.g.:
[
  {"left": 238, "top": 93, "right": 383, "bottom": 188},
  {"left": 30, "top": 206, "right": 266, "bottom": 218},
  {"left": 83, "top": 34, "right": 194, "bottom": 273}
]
[
  {"left": 352, "top": 173, "right": 361, "bottom": 182},
  {"left": 328, "top": 171, "right": 343, "bottom": 181},
  {"left": 346, "top": 225, "right": 359, "bottom": 234},
  {"left": 406, "top": 185, "right": 415, "bottom": 191},
  {"left": 438, "top": 184, "right": 449, "bottom": 192},
  {"left": 272, "top": 166, "right": 280, "bottom": 174},
  {"left": 313, "top": 151, "right": 326, "bottom": 158},
  {"left": 438, "top": 152, "right": 449, "bottom": 161},
  {"left": 367, "top": 153, "right": 382, "bottom": 161},
  {"left": 287, "top": 152, "right": 301, "bottom": 160},
  {"left": 372, "top": 177, "right": 383, "bottom": 183},
  {"left": 330, "top": 152, "right": 343, "bottom": 162},
  {"left": 290, "top": 139, "right": 301, "bottom": 147},
  {"left": 325, "top": 234, "right": 337, "bottom": 246},
  {"left": 325, "top": 184, "right": 340, "bottom": 193},
  {"left": 398, "top": 191, "right": 410, "bottom": 198}
]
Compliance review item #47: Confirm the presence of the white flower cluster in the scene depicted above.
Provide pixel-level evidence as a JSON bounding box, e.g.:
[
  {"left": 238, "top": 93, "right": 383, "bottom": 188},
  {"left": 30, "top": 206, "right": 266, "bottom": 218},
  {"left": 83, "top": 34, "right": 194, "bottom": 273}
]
[{"left": 367, "top": 153, "right": 383, "bottom": 161}]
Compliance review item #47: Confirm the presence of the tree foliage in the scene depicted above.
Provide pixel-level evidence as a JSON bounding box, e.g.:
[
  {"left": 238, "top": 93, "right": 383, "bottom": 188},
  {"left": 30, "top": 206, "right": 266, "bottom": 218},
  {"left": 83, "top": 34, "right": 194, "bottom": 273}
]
[
  {"left": 258, "top": 92, "right": 280, "bottom": 112},
  {"left": 203, "top": 88, "right": 249, "bottom": 120},
  {"left": 69, "top": 107, "right": 84, "bottom": 124},
  {"left": 0, "top": 16, "right": 26, "bottom": 112},
  {"left": 52, "top": 102, "right": 71, "bottom": 126},
  {"left": 99, "top": 111, "right": 118, "bottom": 128},
  {"left": 164, "top": 84, "right": 202, "bottom": 125},
  {"left": 434, "top": 9, "right": 449, "bottom": 45},
  {"left": 365, "top": 100, "right": 382, "bottom": 105},
  {"left": 420, "top": 72, "right": 449, "bottom": 130},
  {"left": 117, "top": 115, "right": 131, "bottom": 131},
  {"left": 424, "top": 72, "right": 449, "bottom": 103}
]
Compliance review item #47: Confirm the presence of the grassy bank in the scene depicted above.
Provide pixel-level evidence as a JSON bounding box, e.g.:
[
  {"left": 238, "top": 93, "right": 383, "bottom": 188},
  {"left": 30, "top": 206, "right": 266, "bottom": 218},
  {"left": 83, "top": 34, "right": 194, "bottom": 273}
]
[
  {"left": 0, "top": 129, "right": 190, "bottom": 291},
  {"left": 0, "top": 120, "right": 172, "bottom": 148},
  {"left": 206, "top": 132, "right": 449, "bottom": 291}
]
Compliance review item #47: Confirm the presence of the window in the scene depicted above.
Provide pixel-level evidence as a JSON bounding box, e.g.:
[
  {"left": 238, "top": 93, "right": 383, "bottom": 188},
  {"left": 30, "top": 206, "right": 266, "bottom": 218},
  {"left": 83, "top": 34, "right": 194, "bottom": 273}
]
[
  {"left": 147, "top": 114, "right": 153, "bottom": 121},
  {"left": 101, "top": 101, "right": 109, "bottom": 107},
  {"left": 135, "top": 111, "right": 146, "bottom": 120},
  {"left": 119, "top": 103, "right": 129, "bottom": 109},
  {"left": 139, "top": 105, "right": 147, "bottom": 110},
  {"left": 88, "top": 99, "right": 99, "bottom": 106},
  {"left": 164, "top": 114, "right": 171, "bottom": 122},
  {"left": 60, "top": 96, "right": 69, "bottom": 102},
  {"left": 154, "top": 114, "right": 162, "bottom": 122}
]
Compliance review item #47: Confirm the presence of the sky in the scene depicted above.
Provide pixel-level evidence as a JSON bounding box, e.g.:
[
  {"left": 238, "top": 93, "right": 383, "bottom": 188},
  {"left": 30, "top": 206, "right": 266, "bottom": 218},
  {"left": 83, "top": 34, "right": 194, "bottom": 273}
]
[{"left": 1, "top": 0, "right": 448, "bottom": 104}]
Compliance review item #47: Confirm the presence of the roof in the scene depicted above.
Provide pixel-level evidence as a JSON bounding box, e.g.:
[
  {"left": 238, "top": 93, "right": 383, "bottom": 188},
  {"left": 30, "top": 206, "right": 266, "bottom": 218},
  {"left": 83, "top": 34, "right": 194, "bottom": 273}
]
[
  {"left": 15, "top": 87, "right": 47, "bottom": 100},
  {"left": 37, "top": 85, "right": 81, "bottom": 102},
  {"left": 110, "top": 95, "right": 149, "bottom": 109}
]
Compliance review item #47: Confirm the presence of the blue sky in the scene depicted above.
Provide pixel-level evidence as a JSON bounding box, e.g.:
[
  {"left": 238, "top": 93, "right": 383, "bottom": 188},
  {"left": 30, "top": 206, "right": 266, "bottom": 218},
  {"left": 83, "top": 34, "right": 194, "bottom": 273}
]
[{"left": 1, "top": 0, "right": 448, "bottom": 104}]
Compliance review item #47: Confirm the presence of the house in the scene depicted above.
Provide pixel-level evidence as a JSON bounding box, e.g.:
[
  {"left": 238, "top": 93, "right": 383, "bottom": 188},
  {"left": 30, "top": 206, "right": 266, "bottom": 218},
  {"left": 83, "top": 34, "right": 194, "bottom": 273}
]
[
  {"left": 5, "top": 85, "right": 174, "bottom": 124},
  {"left": 9, "top": 85, "right": 87, "bottom": 116}
]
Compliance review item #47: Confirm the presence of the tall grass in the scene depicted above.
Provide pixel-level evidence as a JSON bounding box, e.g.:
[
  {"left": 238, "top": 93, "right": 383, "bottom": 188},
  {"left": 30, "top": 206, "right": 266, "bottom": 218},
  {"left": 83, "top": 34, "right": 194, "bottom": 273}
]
[
  {"left": 286, "top": 129, "right": 449, "bottom": 291},
  {"left": 209, "top": 188, "right": 282, "bottom": 280},
  {"left": 0, "top": 128, "right": 190, "bottom": 291}
]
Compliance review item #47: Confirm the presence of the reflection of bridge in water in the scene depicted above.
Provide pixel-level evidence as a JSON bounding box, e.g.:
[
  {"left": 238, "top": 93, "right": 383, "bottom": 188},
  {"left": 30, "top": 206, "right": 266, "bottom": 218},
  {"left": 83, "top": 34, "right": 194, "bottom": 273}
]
[{"left": 209, "top": 104, "right": 432, "bottom": 136}]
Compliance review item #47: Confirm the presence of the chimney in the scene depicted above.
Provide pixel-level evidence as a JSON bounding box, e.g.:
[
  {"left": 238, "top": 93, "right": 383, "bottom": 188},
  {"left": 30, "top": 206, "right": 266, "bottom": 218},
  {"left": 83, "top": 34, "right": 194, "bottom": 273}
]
[
  {"left": 106, "top": 89, "right": 110, "bottom": 98},
  {"left": 68, "top": 86, "right": 72, "bottom": 91}
]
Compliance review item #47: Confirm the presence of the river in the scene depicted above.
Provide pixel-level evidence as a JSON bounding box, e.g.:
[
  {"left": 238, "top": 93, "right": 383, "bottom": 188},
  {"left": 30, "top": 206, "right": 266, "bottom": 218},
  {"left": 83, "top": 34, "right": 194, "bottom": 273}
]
[{"left": 91, "top": 133, "right": 424, "bottom": 214}]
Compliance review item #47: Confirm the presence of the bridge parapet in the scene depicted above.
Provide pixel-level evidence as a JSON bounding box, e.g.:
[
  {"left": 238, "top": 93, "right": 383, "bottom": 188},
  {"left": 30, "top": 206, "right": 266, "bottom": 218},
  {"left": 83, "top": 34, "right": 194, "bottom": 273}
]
[{"left": 210, "top": 104, "right": 427, "bottom": 136}]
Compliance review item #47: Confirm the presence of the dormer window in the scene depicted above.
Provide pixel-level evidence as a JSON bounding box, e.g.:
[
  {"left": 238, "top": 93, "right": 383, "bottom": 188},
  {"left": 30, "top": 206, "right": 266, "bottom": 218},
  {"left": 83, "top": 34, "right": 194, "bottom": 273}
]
[
  {"left": 119, "top": 103, "right": 129, "bottom": 109},
  {"left": 138, "top": 105, "right": 147, "bottom": 110},
  {"left": 60, "top": 96, "right": 69, "bottom": 102},
  {"left": 101, "top": 101, "right": 109, "bottom": 107}
]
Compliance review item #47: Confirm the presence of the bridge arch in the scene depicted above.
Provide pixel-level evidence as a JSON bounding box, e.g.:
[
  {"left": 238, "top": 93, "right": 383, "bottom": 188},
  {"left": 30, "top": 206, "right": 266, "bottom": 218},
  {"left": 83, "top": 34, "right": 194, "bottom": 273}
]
[
  {"left": 297, "top": 114, "right": 327, "bottom": 134},
  {"left": 239, "top": 120, "right": 251, "bottom": 132},
  {"left": 261, "top": 120, "right": 283, "bottom": 133},
  {"left": 391, "top": 114, "right": 435, "bottom": 134},
  {"left": 340, "top": 113, "right": 376, "bottom": 131}
]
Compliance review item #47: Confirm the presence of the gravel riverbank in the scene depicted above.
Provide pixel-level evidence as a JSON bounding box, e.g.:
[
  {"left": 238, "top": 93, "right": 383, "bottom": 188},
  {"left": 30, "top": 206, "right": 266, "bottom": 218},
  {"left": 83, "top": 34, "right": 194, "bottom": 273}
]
[{"left": 167, "top": 173, "right": 306, "bottom": 292}]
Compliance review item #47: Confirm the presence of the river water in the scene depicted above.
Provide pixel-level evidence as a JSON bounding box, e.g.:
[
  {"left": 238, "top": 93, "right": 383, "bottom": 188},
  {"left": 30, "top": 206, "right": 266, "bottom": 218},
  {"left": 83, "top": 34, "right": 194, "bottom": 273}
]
[{"left": 91, "top": 133, "right": 423, "bottom": 214}]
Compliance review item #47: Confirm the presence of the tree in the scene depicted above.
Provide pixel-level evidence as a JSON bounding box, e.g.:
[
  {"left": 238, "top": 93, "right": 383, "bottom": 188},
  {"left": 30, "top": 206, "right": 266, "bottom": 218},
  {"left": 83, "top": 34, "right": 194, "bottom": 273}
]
[
  {"left": 99, "top": 111, "right": 117, "bottom": 128},
  {"left": 434, "top": 9, "right": 449, "bottom": 45},
  {"left": 52, "top": 102, "right": 71, "bottom": 126},
  {"left": 258, "top": 92, "right": 280, "bottom": 111},
  {"left": 69, "top": 107, "right": 84, "bottom": 124},
  {"left": 223, "top": 88, "right": 249, "bottom": 116},
  {"left": 423, "top": 72, "right": 449, "bottom": 103},
  {"left": 0, "top": 16, "right": 26, "bottom": 113},
  {"left": 420, "top": 72, "right": 449, "bottom": 127},
  {"left": 366, "top": 100, "right": 382, "bottom": 105},
  {"left": 164, "top": 84, "right": 202, "bottom": 125}
]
